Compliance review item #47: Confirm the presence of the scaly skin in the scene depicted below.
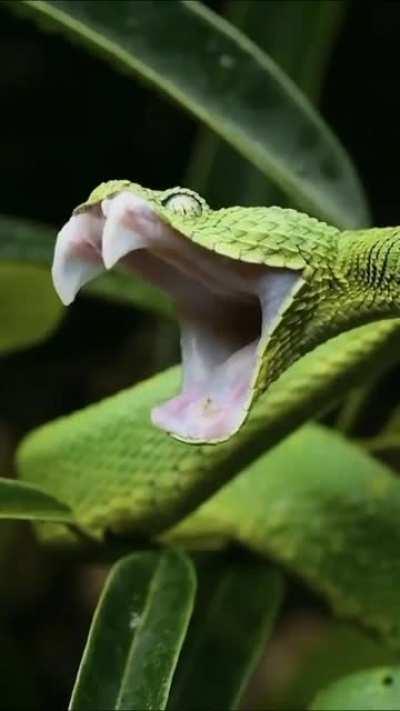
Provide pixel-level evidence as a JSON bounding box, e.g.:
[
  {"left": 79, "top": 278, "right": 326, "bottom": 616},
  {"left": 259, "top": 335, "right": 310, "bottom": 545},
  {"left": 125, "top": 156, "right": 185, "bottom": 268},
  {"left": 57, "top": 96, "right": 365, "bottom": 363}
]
[
  {"left": 15, "top": 181, "right": 400, "bottom": 541},
  {"left": 17, "top": 321, "right": 400, "bottom": 541},
  {"left": 76, "top": 182, "right": 400, "bottom": 407}
]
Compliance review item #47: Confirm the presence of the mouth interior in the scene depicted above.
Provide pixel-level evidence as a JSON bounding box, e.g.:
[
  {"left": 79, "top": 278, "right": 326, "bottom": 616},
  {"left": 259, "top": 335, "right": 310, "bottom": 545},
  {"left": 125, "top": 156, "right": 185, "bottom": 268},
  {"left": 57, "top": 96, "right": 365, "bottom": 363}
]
[
  {"left": 53, "top": 192, "right": 300, "bottom": 443},
  {"left": 127, "top": 249, "right": 263, "bottom": 442}
]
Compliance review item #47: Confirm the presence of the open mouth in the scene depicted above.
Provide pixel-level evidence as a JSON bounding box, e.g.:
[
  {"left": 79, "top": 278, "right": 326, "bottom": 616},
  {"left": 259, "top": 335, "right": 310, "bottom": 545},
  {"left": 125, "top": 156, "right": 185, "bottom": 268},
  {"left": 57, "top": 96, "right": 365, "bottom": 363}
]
[{"left": 52, "top": 191, "right": 301, "bottom": 443}]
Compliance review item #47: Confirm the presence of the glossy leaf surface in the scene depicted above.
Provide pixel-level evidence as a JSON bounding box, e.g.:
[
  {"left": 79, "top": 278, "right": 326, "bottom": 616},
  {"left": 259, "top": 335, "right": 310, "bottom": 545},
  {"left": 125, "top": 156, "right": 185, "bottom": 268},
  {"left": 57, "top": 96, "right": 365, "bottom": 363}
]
[
  {"left": 70, "top": 550, "right": 196, "bottom": 710},
  {"left": 17, "top": 0, "right": 368, "bottom": 227}
]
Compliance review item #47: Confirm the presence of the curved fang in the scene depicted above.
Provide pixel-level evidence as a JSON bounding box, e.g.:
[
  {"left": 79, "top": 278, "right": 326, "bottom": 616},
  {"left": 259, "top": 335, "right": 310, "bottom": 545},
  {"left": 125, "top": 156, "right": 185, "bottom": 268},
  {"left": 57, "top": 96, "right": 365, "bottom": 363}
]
[{"left": 52, "top": 213, "right": 104, "bottom": 305}]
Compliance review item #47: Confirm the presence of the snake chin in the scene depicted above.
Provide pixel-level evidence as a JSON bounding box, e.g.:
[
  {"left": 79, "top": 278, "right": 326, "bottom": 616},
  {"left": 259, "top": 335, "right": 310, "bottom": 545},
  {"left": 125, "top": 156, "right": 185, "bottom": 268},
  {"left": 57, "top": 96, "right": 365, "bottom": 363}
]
[{"left": 52, "top": 191, "right": 300, "bottom": 443}]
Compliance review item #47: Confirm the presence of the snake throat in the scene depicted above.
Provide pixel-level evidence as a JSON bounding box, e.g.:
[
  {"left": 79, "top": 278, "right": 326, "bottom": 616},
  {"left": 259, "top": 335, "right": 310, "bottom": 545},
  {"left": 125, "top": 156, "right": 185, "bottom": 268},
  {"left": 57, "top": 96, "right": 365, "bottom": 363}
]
[{"left": 52, "top": 191, "right": 301, "bottom": 443}]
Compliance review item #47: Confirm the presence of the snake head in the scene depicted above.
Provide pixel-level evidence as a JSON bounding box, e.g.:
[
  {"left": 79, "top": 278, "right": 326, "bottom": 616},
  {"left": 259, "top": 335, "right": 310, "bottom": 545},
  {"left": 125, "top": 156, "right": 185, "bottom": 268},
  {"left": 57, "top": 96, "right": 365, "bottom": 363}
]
[{"left": 52, "top": 180, "right": 307, "bottom": 444}]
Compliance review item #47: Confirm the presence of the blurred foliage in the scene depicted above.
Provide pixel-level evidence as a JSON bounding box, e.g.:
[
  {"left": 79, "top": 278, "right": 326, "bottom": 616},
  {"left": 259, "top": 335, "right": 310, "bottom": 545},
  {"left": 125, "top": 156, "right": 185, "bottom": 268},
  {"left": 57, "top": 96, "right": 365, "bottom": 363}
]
[
  {"left": 1, "top": 1, "right": 400, "bottom": 710},
  {"left": 0, "top": 477, "right": 71, "bottom": 522},
  {"left": 168, "top": 555, "right": 284, "bottom": 710},
  {"left": 187, "top": 0, "right": 346, "bottom": 207},
  {"left": 0, "top": 263, "right": 63, "bottom": 354}
]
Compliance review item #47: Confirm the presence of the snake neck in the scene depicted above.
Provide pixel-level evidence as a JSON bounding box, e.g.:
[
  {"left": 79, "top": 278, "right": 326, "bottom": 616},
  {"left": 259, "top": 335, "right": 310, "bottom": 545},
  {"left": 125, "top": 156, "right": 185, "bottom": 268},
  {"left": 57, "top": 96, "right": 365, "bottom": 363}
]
[
  {"left": 255, "top": 227, "right": 400, "bottom": 399},
  {"left": 333, "top": 227, "right": 400, "bottom": 323}
]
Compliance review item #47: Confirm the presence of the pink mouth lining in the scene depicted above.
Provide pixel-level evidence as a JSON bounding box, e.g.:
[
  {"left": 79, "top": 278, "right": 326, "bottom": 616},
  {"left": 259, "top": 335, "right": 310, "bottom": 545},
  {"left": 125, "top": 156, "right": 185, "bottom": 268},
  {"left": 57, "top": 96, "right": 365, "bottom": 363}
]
[{"left": 52, "top": 191, "right": 301, "bottom": 443}]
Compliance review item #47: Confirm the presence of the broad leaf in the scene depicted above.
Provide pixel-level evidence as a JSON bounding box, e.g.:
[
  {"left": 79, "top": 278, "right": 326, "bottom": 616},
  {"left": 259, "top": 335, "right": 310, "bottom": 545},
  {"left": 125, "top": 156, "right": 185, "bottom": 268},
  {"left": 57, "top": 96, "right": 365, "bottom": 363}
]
[
  {"left": 14, "top": 0, "right": 368, "bottom": 227},
  {"left": 69, "top": 550, "right": 195, "bottom": 710},
  {"left": 0, "top": 214, "right": 173, "bottom": 317},
  {"left": 0, "top": 215, "right": 55, "bottom": 264},
  {"left": 187, "top": 0, "right": 346, "bottom": 208},
  {"left": 168, "top": 555, "right": 284, "bottom": 710},
  {"left": 0, "top": 477, "right": 72, "bottom": 522},
  {"left": 0, "top": 262, "right": 64, "bottom": 354},
  {"left": 242, "top": 0, "right": 345, "bottom": 103},
  {"left": 310, "top": 667, "right": 400, "bottom": 711}
]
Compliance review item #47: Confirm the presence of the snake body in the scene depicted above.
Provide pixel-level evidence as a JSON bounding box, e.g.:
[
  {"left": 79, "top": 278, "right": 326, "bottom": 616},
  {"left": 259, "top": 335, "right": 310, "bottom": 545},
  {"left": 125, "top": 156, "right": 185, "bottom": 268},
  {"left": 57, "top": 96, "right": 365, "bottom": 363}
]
[{"left": 16, "top": 181, "right": 400, "bottom": 539}]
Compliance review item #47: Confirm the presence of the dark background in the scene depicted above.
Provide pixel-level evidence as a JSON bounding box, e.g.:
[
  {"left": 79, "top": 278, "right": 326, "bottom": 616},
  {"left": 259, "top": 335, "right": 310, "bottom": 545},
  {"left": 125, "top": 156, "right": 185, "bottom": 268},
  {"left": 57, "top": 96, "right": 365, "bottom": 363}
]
[
  {"left": 1, "top": 1, "right": 400, "bottom": 226},
  {"left": 1, "top": 1, "right": 400, "bottom": 708}
]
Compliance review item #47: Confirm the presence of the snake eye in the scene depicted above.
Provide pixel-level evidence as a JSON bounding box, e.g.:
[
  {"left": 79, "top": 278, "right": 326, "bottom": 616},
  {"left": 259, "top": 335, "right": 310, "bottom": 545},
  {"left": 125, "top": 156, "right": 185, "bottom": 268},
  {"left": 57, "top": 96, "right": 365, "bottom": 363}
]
[{"left": 162, "top": 191, "right": 204, "bottom": 217}]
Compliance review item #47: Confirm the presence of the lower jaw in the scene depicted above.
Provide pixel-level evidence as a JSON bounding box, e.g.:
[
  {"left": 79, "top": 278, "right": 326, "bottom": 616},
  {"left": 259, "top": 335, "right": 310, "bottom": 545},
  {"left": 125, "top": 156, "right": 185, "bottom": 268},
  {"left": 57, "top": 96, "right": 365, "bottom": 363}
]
[
  {"left": 121, "top": 250, "right": 263, "bottom": 443},
  {"left": 151, "top": 340, "right": 260, "bottom": 443}
]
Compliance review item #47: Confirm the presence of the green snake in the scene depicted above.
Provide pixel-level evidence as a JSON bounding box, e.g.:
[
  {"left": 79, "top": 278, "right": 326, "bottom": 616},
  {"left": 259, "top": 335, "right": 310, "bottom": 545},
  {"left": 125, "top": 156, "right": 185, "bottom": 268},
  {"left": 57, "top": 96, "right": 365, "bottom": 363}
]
[{"left": 16, "top": 180, "right": 400, "bottom": 539}]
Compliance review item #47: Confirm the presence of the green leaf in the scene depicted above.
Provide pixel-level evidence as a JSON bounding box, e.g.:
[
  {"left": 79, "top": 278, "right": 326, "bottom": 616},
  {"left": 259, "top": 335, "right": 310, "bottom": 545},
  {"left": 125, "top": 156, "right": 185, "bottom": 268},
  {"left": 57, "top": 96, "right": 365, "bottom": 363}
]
[
  {"left": 70, "top": 550, "right": 196, "bottom": 711},
  {"left": 0, "top": 262, "right": 64, "bottom": 354},
  {"left": 14, "top": 0, "right": 368, "bottom": 227},
  {"left": 243, "top": 0, "right": 345, "bottom": 104},
  {"left": 0, "top": 214, "right": 56, "bottom": 264},
  {"left": 0, "top": 214, "right": 173, "bottom": 317},
  {"left": 187, "top": 0, "right": 346, "bottom": 208},
  {"left": 310, "top": 667, "right": 400, "bottom": 711},
  {"left": 0, "top": 477, "right": 72, "bottom": 522},
  {"left": 168, "top": 555, "right": 284, "bottom": 710},
  {"left": 167, "top": 424, "right": 400, "bottom": 648}
]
